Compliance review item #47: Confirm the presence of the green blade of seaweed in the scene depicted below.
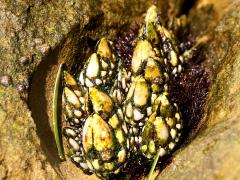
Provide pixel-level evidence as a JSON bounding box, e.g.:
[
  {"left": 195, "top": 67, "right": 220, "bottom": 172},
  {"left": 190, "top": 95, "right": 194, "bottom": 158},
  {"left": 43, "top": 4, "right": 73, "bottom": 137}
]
[
  {"left": 53, "top": 63, "right": 65, "bottom": 160},
  {"left": 147, "top": 148, "right": 161, "bottom": 180}
]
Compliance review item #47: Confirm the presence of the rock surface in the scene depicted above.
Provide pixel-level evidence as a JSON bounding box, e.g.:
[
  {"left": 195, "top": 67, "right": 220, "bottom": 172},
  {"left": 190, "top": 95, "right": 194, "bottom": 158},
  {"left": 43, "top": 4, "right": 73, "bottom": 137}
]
[
  {"left": 0, "top": 0, "right": 240, "bottom": 179},
  {"left": 158, "top": 0, "right": 240, "bottom": 179},
  {"left": 0, "top": 86, "right": 59, "bottom": 179}
]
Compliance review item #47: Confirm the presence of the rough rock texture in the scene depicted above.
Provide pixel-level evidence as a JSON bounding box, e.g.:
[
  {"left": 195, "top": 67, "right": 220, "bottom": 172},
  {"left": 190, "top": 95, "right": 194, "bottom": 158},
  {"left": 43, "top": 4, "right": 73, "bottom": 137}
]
[
  {"left": 1, "top": 0, "right": 240, "bottom": 179},
  {"left": 0, "top": 86, "right": 58, "bottom": 179},
  {"left": 158, "top": 0, "right": 240, "bottom": 179}
]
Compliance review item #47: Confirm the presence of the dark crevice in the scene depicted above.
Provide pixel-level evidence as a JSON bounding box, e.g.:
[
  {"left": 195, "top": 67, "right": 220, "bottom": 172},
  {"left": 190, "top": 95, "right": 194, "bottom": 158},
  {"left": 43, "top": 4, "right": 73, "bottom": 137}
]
[
  {"left": 28, "top": 12, "right": 104, "bottom": 179},
  {"left": 181, "top": 0, "right": 197, "bottom": 15},
  {"left": 114, "top": 23, "right": 140, "bottom": 70},
  {"left": 28, "top": 45, "right": 63, "bottom": 176},
  {"left": 169, "top": 64, "right": 210, "bottom": 142}
]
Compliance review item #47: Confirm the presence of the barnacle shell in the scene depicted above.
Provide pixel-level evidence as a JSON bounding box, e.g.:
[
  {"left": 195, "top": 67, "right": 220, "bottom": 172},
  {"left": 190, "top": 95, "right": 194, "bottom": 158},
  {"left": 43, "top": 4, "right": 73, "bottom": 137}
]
[
  {"left": 85, "top": 53, "right": 100, "bottom": 79},
  {"left": 124, "top": 76, "right": 150, "bottom": 125},
  {"left": 131, "top": 40, "right": 156, "bottom": 74},
  {"left": 89, "top": 87, "right": 113, "bottom": 119},
  {"left": 140, "top": 94, "right": 182, "bottom": 159},
  {"left": 81, "top": 112, "right": 129, "bottom": 177},
  {"left": 82, "top": 114, "right": 114, "bottom": 153},
  {"left": 62, "top": 71, "right": 85, "bottom": 126},
  {"left": 139, "top": 5, "right": 184, "bottom": 75},
  {"left": 97, "top": 37, "right": 112, "bottom": 59},
  {"left": 60, "top": 4, "right": 195, "bottom": 178},
  {"left": 79, "top": 38, "right": 118, "bottom": 89},
  {"left": 63, "top": 65, "right": 130, "bottom": 177}
]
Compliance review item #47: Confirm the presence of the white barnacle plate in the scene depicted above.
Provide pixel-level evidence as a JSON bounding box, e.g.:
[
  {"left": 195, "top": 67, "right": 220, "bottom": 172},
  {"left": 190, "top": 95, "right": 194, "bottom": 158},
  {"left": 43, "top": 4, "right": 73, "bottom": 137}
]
[
  {"left": 78, "top": 38, "right": 118, "bottom": 90},
  {"left": 62, "top": 71, "right": 85, "bottom": 126},
  {"left": 81, "top": 113, "right": 129, "bottom": 178},
  {"left": 59, "top": 4, "right": 197, "bottom": 178},
  {"left": 140, "top": 94, "right": 183, "bottom": 159}
]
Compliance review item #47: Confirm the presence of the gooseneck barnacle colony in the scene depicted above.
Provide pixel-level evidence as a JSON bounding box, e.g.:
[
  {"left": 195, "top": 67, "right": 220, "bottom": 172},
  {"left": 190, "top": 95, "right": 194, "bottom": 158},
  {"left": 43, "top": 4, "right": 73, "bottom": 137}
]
[{"left": 60, "top": 5, "right": 195, "bottom": 178}]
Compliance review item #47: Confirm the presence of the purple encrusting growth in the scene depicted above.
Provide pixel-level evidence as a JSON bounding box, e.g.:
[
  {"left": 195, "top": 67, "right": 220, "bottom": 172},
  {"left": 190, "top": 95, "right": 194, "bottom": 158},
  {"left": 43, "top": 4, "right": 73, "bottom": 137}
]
[
  {"left": 113, "top": 25, "right": 210, "bottom": 179},
  {"left": 114, "top": 24, "right": 140, "bottom": 70},
  {"left": 169, "top": 64, "right": 210, "bottom": 136}
]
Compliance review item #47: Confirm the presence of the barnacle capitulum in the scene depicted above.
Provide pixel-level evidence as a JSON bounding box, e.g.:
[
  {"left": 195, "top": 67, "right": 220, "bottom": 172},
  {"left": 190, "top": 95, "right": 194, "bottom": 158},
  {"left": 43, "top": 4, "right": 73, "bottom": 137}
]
[
  {"left": 64, "top": 88, "right": 130, "bottom": 178},
  {"left": 139, "top": 5, "right": 188, "bottom": 76},
  {"left": 62, "top": 71, "right": 85, "bottom": 126},
  {"left": 131, "top": 40, "right": 168, "bottom": 93},
  {"left": 78, "top": 38, "right": 118, "bottom": 90},
  {"left": 140, "top": 93, "right": 182, "bottom": 159},
  {"left": 123, "top": 76, "right": 152, "bottom": 151},
  {"left": 62, "top": 37, "right": 130, "bottom": 178},
  {"left": 120, "top": 5, "right": 186, "bottom": 159},
  {"left": 59, "top": 4, "right": 196, "bottom": 178},
  {"left": 81, "top": 112, "right": 129, "bottom": 177}
]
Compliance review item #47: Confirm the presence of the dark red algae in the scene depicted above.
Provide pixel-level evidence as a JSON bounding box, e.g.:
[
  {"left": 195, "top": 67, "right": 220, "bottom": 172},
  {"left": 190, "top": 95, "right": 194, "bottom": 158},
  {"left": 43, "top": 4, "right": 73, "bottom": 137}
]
[
  {"left": 114, "top": 24, "right": 140, "bottom": 70},
  {"left": 113, "top": 25, "right": 210, "bottom": 179},
  {"left": 169, "top": 63, "right": 210, "bottom": 139}
]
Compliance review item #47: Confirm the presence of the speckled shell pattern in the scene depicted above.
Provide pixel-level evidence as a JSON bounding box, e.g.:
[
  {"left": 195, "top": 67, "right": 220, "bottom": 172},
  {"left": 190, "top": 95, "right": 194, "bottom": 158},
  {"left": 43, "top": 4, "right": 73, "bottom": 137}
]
[{"left": 62, "top": 5, "right": 187, "bottom": 178}]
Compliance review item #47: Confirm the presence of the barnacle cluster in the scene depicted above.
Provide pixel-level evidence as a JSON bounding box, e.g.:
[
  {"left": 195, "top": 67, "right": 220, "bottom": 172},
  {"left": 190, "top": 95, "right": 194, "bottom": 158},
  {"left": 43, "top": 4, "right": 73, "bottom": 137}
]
[{"left": 61, "top": 5, "right": 194, "bottom": 178}]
